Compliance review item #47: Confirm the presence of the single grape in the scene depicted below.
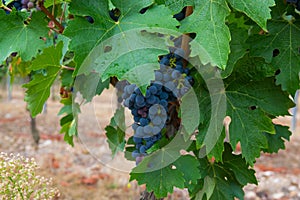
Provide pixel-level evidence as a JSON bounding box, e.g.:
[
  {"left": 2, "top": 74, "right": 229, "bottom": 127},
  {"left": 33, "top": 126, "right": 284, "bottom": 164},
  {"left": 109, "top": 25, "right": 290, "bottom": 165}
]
[
  {"left": 149, "top": 104, "right": 159, "bottom": 116},
  {"left": 135, "top": 126, "right": 145, "bottom": 138},
  {"left": 140, "top": 145, "right": 147, "bottom": 153},
  {"left": 144, "top": 125, "right": 153, "bottom": 134},
  {"left": 21, "top": 0, "right": 29, "bottom": 4},
  {"left": 123, "top": 98, "right": 130, "bottom": 107},
  {"left": 134, "top": 87, "right": 142, "bottom": 95},
  {"left": 175, "top": 65, "right": 184, "bottom": 73},
  {"left": 155, "top": 71, "right": 163, "bottom": 81},
  {"left": 135, "top": 95, "right": 145, "bottom": 104},
  {"left": 163, "top": 73, "right": 172, "bottom": 82},
  {"left": 133, "top": 136, "right": 142, "bottom": 144},
  {"left": 160, "top": 92, "right": 168, "bottom": 100},
  {"left": 153, "top": 126, "right": 161, "bottom": 135},
  {"left": 160, "top": 99, "right": 168, "bottom": 108},
  {"left": 27, "top": 1, "right": 34, "bottom": 8},
  {"left": 164, "top": 81, "right": 176, "bottom": 91},
  {"left": 134, "top": 116, "right": 140, "bottom": 122},
  {"left": 160, "top": 56, "right": 169, "bottom": 66},
  {"left": 146, "top": 95, "right": 156, "bottom": 104},
  {"left": 139, "top": 118, "right": 149, "bottom": 126},
  {"left": 171, "top": 70, "right": 181, "bottom": 79}
]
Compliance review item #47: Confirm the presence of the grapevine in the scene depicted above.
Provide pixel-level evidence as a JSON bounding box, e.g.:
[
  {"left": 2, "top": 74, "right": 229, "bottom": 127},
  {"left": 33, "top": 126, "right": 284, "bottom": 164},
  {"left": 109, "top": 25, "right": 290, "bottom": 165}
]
[{"left": 0, "top": 0, "right": 299, "bottom": 199}]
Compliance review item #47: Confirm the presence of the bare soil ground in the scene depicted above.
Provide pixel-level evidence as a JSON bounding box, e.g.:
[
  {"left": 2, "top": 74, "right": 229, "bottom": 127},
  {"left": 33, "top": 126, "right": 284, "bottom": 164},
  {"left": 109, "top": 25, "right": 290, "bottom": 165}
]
[{"left": 0, "top": 86, "right": 299, "bottom": 200}]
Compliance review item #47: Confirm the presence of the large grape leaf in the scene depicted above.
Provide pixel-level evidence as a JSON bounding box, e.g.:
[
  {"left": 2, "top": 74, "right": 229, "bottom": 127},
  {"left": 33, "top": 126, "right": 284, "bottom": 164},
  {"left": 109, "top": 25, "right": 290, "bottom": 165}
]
[
  {"left": 224, "top": 55, "right": 294, "bottom": 164},
  {"left": 0, "top": 11, "right": 48, "bottom": 62},
  {"left": 23, "top": 42, "right": 63, "bottom": 117},
  {"left": 226, "top": 0, "right": 275, "bottom": 31},
  {"left": 179, "top": 0, "right": 231, "bottom": 69},
  {"left": 248, "top": 5, "right": 300, "bottom": 95},
  {"left": 130, "top": 155, "right": 200, "bottom": 198},
  {"left": 65, "top": 0, "right": 179, "bottom": 82}
]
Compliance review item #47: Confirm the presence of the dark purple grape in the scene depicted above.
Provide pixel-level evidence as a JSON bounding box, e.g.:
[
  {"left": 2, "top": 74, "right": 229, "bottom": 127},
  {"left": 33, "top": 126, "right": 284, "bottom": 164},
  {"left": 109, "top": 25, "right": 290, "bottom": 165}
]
[
  {"left": 27, "top": 1, "right": 33, "bottom": 8},
  {"left": 155, "top": 71, "right": 163, "bottom": 81},
  {"left": 139, "top": 118, "right": 149, "bottom": 126}
]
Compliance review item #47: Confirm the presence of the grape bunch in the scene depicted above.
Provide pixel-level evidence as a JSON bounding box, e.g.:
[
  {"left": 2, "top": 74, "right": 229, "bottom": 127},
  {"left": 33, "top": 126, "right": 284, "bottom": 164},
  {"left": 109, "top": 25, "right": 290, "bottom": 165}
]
[
  {"left": 3, "top": 0, "right": 40, "bottom": 12},
  {"left": 120, "top": 47, "right": 194, "bottom": 164}
]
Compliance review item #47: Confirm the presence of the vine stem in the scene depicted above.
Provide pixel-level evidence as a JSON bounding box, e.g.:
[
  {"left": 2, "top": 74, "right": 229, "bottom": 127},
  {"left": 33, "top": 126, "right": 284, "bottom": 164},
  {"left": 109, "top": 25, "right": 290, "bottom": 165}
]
[
  {"left": 38, "top": 1, "right": 64, "bottom": 33},
  {"left": 181, "top": 6, "right": 193, "bottom": 67},
  {"left": 62, "top": 65, "right": 75, "bottom": 71},
  {"left": 1, "top": 4, "right": 12, "bottom": 12}
]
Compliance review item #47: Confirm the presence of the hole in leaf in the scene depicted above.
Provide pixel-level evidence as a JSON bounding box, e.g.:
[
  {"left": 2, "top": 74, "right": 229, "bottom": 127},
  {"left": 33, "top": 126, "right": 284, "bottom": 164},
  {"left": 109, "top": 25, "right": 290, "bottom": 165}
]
[
  {"left": 173, "top": 7, "right": 187, "bottom": 21},
  {"left": 109, "top": 8, "right": 121, "bottom": 22},
  {"left": 85, "top": 16, "right": 94, "bottom": 24},
  {"left": 171, "top": 165, "right": 176, "bottom": 170},
  {"left": 273, "top": 49, "right": 280, "bottom": 57},
  {"left": 275, "top": 69, "right": 281, "bottom": 76},
  {"left": 11, "top": 52, "right": 18, "bottom": 57},
  {"left": 224, "top": 176, "right": 228, "bottom": 181},
  {"left": 249, "top": 106, "right": 257, "bottom": 110},
  {"left": 104, "top": 46, "right": 112, "bottom": 53},
  {"left": 139, "top": 6, "right": 149, "bottom": 14},
  {"left": 189, "top": 32, "right": 197, "bottom": 39}
]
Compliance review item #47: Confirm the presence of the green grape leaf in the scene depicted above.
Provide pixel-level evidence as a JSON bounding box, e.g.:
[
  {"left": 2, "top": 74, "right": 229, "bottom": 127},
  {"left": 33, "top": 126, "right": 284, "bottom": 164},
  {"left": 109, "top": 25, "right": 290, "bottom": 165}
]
[
  {"left": 0, "top": 11, "right": 48, "bottom": 62},
  {"left": 58, "top": 98, "right": 81, "bottom": 146},
  {"left": 196, "top": 124, "right": 226, "bottom": 162},
  {"left": 224, "top": 56, "right": 294, "bottom": 164},
  {"left": 192, "top": 64, "right": 227, "bottom": 162},
  {"left": 60, "top": 69, "right": 74, "bottom": 87},
  {"left": 249, "top": 9, "right": 300, "bottom": 95},
  {"left": 226, "top": 0, "right": 275, "bottom": 31},
  {"left": 262, "top": 125, "right": 292, "bottom": 153},
  {"left": 130, "top": 134, "right": 193, "bottom": 198},
  {"left": 195, "top": 143, "right": 256, "bottom": 200},
  {"left": 180, "top": 0, "right": 231, "bottom": 69},
  {"left": 173, "top": 155, "right": 201, "bottom": 190},
  {"left": 181, "top": 89, "right": 200, "bottom": 140},
  {"left": 195, "top": 176, "right": 215, "bottom": 200},
  {"left": 130, "top": 155, "right": 200, "bottom": 198},
  {"left": 65, "top": 0, "right": 179, "bottom": 83},
  {"left": 222, "top": 24, "right": 249, "bottom": 78},
  {"left": 130, "top": 164, "right": 185, "bottom": 198},
  {"left": 23, "top": 42, "right": 63, "bottom": 117},
  {"left": 105, "top": 107, "right": 126, "bottom": 158},
  {"left": 74, "top": 73, "right": 110, "bottom": 102}
]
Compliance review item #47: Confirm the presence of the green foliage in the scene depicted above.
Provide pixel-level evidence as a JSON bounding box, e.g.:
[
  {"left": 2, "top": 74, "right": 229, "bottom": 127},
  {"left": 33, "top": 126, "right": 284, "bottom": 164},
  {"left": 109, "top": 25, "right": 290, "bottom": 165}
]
[
  {"left": 130, "top": 155, "right": 200, "bottom": 198},
  {"left": 105, "top": 107, "right": 126, "bottom": 158},
  {"left": 0, "top": 0, "right": 298, "bottom": 199},
  {"left": 0, "top": 11, "right": 48, "bottom": 62},
  {"left": 23, "top": 42, "right": 63, "bottom": 117}
]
